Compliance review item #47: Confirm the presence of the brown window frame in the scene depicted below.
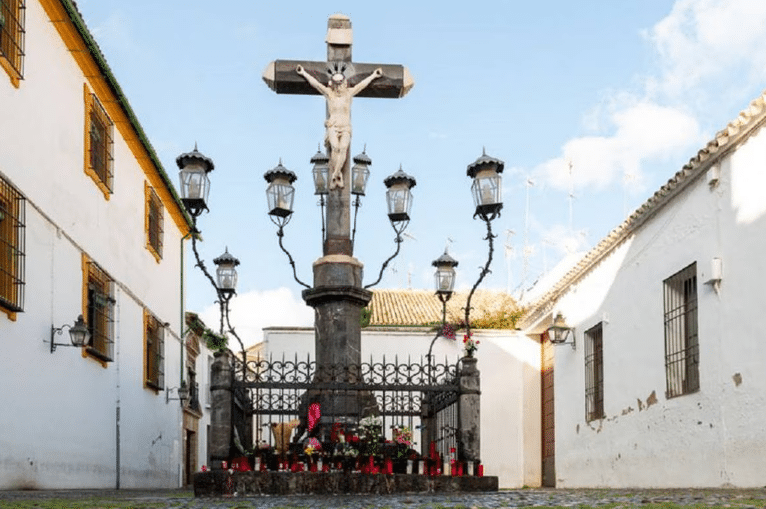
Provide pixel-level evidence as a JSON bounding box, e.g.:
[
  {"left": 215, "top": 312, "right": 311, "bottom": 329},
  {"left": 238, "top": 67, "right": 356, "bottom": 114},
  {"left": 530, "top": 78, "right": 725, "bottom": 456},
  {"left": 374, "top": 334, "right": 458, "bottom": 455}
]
[
  {"left": 584, "top": 322, "right": 604, "bottom": 422},
  {"left": 84, "top": 88, "right": 114, "bottom": 198},
  {"left": 145, "top": 183, "right": 164, "bottom": 261},
  {"left": 0, "top": 174, "right": 24, "bottom": 315},
  {"left": 663, "top": 262, "right": 699, "bottom": 398},
  {"left": 84, "top": 259, "right": 115, "bottom": 363},
  {"left": 0, "top": 0, "right": 25, "bottom": 86},
  {"left": 144, "top": 311, "right": 165, "bottom": 390}
]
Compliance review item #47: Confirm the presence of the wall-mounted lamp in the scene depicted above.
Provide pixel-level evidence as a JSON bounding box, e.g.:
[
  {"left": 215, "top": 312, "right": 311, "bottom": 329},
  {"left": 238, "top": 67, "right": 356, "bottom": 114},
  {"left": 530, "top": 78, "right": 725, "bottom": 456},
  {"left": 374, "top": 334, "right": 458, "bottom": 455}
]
[
  {"left": 705, "top": 257, "right": 722, "bottom": 294},
  {"left": 548, "top": 312, "right": 575, "bottom": 350},
  {"left": 166, "top": 381, "right": 189, "bottom": 404},
  {"left": 49, "top": 315, "right": 90, "bottom": 353}
]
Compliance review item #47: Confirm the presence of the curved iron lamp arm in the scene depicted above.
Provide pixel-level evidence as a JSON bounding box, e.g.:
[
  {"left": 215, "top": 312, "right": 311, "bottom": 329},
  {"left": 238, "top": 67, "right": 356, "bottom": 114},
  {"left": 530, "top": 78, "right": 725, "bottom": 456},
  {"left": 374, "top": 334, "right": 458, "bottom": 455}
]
[
  {"left": 189, "top": 222, "right": 228, "bottom": 334},
  {"left": 222, "top": 297, "right": 247, "bottom": 378},
  {"left": 464, "top": 215, "right": 496, "bottom": 337},
  {"left": 276, "top": 225, "right": 311, "bottom": 289},
  {"left": 426, "top": 294, "right": 451, "bottom": 383},
  {"left": 364, "top": 220, "right": 408, "bottom": 290}
]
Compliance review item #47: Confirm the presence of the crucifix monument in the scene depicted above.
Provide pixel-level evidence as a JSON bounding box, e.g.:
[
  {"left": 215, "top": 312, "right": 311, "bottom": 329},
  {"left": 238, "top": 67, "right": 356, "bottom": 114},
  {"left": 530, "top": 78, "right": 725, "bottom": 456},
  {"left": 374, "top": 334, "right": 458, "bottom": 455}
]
[{"left": 263, "top": 14, "right": 414, "bottom": 427}]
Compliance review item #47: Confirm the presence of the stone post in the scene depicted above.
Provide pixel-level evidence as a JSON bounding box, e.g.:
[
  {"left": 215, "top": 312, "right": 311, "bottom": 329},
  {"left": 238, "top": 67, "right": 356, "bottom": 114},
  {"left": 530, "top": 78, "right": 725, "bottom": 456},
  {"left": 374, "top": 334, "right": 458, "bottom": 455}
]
[
  {"left": 208, "top": 350, "right": 233, "bottom": 468},
  {"left": 458, "top": 356, "right": 481, "bottom": 463}
]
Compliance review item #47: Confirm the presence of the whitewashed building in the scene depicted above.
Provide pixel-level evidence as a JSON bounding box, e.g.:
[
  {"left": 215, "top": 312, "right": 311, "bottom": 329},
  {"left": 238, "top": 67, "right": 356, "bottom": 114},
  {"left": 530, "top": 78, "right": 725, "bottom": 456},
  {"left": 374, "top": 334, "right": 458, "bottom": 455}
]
[
  {"left": 259, "top": 289, "right": 541, "bottom": 489},
  {"left": 0, "top": 0, "right": 208, "bottom": 489},
  {"left": 520, "top": 90, "right": 766, "bottom": 488}
]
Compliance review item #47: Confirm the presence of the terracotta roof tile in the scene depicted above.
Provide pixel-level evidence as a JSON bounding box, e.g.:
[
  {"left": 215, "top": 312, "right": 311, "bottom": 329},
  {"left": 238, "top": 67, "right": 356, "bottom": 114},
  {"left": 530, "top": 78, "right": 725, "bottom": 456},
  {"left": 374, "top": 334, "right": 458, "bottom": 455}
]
[{"left": 368, "top": 289, "right": 517, "bottom": 326}]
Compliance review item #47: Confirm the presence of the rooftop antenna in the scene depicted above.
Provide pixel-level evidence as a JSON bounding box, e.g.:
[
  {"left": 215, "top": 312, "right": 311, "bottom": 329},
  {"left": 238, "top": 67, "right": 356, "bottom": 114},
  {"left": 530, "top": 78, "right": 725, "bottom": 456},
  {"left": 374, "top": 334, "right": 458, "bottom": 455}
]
[
  {"left": 521, "top": 177, "right": 535, "bottom": 297},
  {"left": 567, "top": 159, "right": 575, "bottom": 234},
  {"left": 504, "top": 229, "right": 515, "bottom": 294}
]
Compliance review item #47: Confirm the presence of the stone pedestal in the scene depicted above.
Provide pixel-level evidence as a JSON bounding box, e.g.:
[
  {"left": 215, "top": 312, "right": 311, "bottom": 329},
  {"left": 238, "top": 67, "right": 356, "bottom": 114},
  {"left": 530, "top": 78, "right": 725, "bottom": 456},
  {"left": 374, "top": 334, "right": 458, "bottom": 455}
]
[
  {"left": 301, "top": 254, "right": 377, "bottom": 430},
  {"left": 209, "top": 350, "right": 234, "bottom": 468},
  {"left": 458, "top": 356, "right": 481, "bottom": 463}
]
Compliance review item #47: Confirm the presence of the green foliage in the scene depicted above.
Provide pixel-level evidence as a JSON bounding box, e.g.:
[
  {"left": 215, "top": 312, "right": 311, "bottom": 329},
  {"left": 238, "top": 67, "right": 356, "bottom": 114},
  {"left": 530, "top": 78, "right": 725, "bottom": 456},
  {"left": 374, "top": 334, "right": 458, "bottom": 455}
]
[
  {"left": 470, "top": 305, "right": 525, "bottom": 330},
  {"left": 360, "top": 305, "right": 372, "bottom": 328},
  {"left": 202, "top": 330, "right": 228, "bottom": 351}
]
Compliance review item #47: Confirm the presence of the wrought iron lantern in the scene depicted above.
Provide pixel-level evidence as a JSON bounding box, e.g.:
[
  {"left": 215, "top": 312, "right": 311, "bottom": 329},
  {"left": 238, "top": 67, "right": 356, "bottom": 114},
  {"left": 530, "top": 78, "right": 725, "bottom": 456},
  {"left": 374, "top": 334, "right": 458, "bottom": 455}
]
[
  {"left": 383, "top": 165, "right": 416, "bottom": 223},
  {"left": 548, "top": 312, "right": 575, "bottom": 349},
  {"left": 264, "top": 160, "right": 297, "bottom": 220},
  {"left": 213, "top": 248, "right": 240, "bottom": 298},
  {"left": 50, "top": 315, "right": 90, "bottom": 353},
  {"left": 176, "top": 145, "right": 215, "bottom": 217},
  {"left": 311, "top": 147, "right": 329, "bottom": 195},
  {"left": 467, "top": 149, "right": 504, "bottom": 219},
  {"left": 166, "top": 381, "right": 190, "bottom": 404},
  {"left": 432, "top": 249, "right": 458, "bottom": 297},
  {"left": 351, "top": 149, "right": 371, "bottom": 196}
]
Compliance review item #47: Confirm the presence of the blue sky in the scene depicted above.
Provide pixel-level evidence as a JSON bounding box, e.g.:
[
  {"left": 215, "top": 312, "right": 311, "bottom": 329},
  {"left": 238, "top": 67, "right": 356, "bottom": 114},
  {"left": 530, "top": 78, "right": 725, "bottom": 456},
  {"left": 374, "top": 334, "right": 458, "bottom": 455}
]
[{"left": 77, "top": 0, "right": 766, "bottom": 345}]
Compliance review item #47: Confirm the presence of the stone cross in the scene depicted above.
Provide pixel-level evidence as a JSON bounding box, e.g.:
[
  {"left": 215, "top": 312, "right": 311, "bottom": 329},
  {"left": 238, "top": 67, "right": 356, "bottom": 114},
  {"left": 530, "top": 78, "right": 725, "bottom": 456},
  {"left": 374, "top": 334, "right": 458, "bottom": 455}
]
[
  {"left": 263, "top": 13, "right": 413, "bottom": 257},
  {"left": 262, "top": 14, "right": 413, "bottom": 430}
]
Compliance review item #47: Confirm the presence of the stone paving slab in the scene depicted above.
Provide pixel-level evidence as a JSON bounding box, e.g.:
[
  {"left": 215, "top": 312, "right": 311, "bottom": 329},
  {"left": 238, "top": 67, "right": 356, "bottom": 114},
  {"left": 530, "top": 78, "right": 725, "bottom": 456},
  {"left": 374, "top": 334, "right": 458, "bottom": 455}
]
[{"left": 1, "top": 488, "right": 766, "bottom": 508}]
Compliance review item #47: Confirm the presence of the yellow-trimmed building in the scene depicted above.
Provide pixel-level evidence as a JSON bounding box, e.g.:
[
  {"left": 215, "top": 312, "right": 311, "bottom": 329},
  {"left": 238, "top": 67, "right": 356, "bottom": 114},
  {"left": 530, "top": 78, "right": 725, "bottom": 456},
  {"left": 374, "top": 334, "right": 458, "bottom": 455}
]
[{"left": 0, "top": 0, "right": 206, "bottom": 488}]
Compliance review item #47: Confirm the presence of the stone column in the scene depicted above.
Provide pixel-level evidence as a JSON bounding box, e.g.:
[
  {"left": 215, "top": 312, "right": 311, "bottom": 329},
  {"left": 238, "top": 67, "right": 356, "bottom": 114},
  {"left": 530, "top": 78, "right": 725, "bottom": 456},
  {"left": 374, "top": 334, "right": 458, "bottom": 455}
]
[
  {"left": 208, "top": 350, "right": 233, "bottom": 468},
  {"left": 458, "top": 356, "right": 481, "bottom": 463}
]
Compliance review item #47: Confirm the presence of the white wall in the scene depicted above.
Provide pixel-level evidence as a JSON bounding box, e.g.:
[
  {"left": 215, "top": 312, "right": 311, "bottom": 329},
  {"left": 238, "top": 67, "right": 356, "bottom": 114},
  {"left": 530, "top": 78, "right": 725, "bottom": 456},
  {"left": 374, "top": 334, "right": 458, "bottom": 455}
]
[
  {"left": 260, "top": 326, "right": 541, "bottom": 488},
  {"left": 549, "top": 124, "right": 766, "bottom": 488},
  {"left": 0, "top": 0, "right": 187, "bottom": 489}
]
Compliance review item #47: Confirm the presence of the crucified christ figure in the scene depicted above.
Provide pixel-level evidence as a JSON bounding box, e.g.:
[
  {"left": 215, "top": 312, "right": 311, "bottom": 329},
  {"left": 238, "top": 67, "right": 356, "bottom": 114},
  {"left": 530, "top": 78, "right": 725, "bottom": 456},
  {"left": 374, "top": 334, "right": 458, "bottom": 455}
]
[{"left": 296, "top": 65, "right": 383, "bottom": 189}]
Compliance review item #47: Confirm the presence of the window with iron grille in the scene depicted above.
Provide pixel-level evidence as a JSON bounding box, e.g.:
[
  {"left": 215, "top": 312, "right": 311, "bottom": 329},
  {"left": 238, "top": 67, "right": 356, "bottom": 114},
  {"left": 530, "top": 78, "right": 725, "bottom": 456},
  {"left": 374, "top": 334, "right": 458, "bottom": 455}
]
[
  {"left": 584, "top": 322, "right": 604, "bottom": 422},
  {"left": 85, "top": 90, "right": 114, "bottom": 197},
  {"left": 145, "top": 311, "right": 165, "bottom": 390},
  {"left": 145, "top": 184, "right": 163, "bottom": 260},
  {"left": 663, "top": 262, "right": 699, "bottom": 398},
  {"left": 0, "top": 0, "right": 25, "bottom": 85},
  {"left": 0, "top": 175, "right": 24, "bottom": 313},
  {"left": 85, "top": 261, "right": 115, "bottom": 362}
]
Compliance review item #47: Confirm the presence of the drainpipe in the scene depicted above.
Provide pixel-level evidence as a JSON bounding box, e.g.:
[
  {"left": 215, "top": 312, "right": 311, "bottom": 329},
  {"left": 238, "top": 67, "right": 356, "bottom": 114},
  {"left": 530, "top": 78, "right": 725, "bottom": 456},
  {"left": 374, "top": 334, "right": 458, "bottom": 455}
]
[
  {"left": 178, "top": 230, "right": 193, "bottom": 488},
  {"left": 180, "top": 230, "right": 193, "bottom": 385}
]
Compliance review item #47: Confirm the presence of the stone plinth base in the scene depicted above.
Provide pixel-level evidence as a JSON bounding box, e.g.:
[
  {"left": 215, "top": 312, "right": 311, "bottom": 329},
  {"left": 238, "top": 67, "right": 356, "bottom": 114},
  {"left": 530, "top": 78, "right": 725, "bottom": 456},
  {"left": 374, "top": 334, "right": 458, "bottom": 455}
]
[{"left": 194, "top": 471, "right": 498, "bottom": 497}]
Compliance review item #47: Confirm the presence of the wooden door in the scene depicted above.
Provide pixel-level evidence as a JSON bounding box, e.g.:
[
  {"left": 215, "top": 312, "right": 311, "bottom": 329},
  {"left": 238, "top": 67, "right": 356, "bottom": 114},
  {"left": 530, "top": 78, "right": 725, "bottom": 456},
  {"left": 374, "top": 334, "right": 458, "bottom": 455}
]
[{"left": 541, "top": 333, "right": 556, "bottom": 487}]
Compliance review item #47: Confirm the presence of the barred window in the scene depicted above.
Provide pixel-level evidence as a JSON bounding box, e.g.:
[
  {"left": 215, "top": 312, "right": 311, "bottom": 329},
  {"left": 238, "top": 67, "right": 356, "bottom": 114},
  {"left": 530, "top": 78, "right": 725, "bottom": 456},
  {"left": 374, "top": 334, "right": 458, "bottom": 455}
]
[
  {"left": 145, "top": 184, "right": 163, "bottom": 260},
  {"left": 85, "top": 261, "right": 115, "bottom": 362},
  {"left": 584, "top": 322, "right": 604, "bottom": 422},
  {"left": 0, "top": 175, "right": 24, "bottom": 313},
  {"left": 84, "top": 90, "right": 114, "bottom": 197},
  {"left": 664, "top": 263, "right": 699, "bottom": 398},
  {"left": 0, "top": 0, "right": 25, "bottom": 85},
  {"left": 145, "top": 311, "right": 165, "bottom": 390}
]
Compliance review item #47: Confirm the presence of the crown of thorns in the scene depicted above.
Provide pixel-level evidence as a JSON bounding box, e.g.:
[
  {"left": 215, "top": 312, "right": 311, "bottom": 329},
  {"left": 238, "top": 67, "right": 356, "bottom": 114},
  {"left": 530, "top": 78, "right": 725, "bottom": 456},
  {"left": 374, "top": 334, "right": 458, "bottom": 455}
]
[{"left": 326, "top": 61, "right": 349, "bottom": 80}]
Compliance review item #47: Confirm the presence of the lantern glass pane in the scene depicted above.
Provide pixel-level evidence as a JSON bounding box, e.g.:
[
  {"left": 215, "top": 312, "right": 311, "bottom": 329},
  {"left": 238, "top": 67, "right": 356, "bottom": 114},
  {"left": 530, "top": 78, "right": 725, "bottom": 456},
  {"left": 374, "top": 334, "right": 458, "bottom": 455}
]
[
  {"left": 387, "top": 185, "right": 411, "bottom": 216},
  {"left": 216, "top": 265, "right": 238, "bottom": 292},
  {"left": 69, "top": 328, "right": 87, "bottom": 347},
  {"left": 266, "top": 180, "right": 295, "bottom": 217},
  {"left": 471, "top": 173, "right": 501, "bottom": 207},
  {"left": 180, "top": 165, "right": 210, "bottom": 203},
  {"left": 351, "top": 164, "right": 370, "bottom": 196},
  {"left": 435, "top": 267, "right": 455, "bottom": 293},
  {"left": 313, "top": 165, "right": 329, "bottom": 195}
]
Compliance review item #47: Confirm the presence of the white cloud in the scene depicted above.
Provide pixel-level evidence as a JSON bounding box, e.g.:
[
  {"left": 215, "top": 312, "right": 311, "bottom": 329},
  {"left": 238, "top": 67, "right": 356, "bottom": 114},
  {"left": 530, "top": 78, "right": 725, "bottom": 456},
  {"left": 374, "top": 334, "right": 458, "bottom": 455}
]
[
  {"left": 646, "top": 0, "right": 766, "bottom": 96},
  {"left": 199, "top": 287, "right": 314, "bottom": 348},
  {"left": 537, "top": 100, "right": 701, "bottom": 191},
  {"left": 536, "top": 0, "right": 766, "bottom": 194}
]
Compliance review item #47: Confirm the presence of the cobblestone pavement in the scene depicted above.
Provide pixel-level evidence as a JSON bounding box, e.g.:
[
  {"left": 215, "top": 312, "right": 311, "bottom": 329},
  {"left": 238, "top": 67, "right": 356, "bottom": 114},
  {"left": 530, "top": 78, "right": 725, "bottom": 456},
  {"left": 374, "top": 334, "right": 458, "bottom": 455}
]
[{"left": 1, "top": 488, "right": 766, "bottom": 508}]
